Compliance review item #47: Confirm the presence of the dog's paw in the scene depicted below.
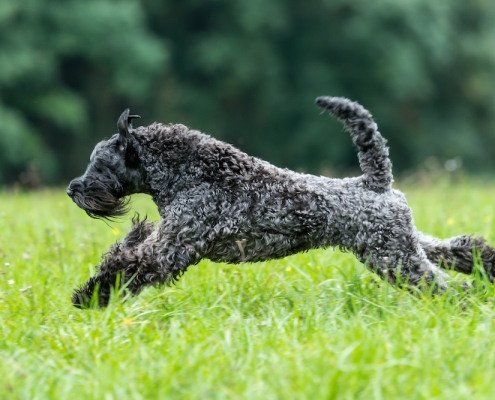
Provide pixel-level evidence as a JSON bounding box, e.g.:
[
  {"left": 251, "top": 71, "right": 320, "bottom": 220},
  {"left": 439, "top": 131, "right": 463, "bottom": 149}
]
[{"left": 71, "top": 276, "right": 112, "bottom": 309}]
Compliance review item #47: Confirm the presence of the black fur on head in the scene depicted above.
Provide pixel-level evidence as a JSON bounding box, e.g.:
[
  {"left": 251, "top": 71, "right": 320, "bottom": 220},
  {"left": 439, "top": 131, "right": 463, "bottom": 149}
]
[{"left": 67, "top": 109, "right": 145, "bottom": 220}]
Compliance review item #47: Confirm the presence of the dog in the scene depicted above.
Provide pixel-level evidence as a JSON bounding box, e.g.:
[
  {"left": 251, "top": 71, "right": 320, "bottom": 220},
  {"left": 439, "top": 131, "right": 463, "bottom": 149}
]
[{"left": 67, "top": 96, "right": 495, "bottom": 307}]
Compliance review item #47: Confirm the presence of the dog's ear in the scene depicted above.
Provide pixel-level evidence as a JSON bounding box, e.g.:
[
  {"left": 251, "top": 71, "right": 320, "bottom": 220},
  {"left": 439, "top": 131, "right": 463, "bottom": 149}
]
[
  {"left": 125, "top": 138, "right": 141, "bottom": 169},
  {"left": 117, "top": 109, "right": 141, "bottom": 142},
  {"left": 117, "top": 109, "right": 141, "bottom": 168}
]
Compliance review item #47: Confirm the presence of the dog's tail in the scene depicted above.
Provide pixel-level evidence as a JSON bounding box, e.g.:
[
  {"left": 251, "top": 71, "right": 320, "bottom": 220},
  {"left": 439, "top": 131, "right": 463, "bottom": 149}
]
[{"left": 316, "top": 96, "right": 393, "bottom": 192}]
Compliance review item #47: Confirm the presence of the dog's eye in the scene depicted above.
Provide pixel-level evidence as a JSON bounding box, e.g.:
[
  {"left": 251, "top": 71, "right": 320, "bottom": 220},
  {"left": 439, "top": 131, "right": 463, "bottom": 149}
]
[{"left": 119, "top": 145, "right": 125, "bottom": 152}]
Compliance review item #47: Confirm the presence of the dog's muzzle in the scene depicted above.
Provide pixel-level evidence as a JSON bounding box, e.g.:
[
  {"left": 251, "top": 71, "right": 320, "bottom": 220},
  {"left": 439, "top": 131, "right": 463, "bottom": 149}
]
[{"left": 67, "top": 176, "right": 129, "bottom": 219}]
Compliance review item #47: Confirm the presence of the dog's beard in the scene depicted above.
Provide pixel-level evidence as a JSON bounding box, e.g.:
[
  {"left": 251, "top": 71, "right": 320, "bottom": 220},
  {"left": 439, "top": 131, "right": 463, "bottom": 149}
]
[{"left": 71, "top": 179, "right": 130, "bottom": 220}]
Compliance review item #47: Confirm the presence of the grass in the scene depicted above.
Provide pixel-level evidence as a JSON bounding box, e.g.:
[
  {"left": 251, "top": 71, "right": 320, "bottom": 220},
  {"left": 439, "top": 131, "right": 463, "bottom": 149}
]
[{"left": 1, "top": 180, "right": 495, "bottom": 399}]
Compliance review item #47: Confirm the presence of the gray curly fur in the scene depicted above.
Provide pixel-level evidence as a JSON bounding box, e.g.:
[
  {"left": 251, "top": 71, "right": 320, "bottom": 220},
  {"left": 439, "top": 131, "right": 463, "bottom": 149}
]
[{"left": 68, "top": 96, "right": 495, "bottom": 308}]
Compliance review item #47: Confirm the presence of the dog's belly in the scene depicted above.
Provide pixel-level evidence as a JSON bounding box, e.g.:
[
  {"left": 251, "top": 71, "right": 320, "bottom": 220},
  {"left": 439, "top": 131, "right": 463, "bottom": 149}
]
[
  {"left": 203, "top": 202, "right": 340, "bottom": 263},
  {"left": 205, "top": 230, "right": 322, "bottom": 263},
  {"left": 202, "top": 176, "right": 412, "bottom": 264}
]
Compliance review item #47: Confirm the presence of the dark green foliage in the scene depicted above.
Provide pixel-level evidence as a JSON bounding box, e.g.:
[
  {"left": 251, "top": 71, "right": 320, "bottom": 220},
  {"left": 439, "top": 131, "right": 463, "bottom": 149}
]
[
  {"left": 1, "top": 0, "right": 495, "bottom": 185},
  {"left": 0, "top": 0, "right": 167, "bottom": 184}
]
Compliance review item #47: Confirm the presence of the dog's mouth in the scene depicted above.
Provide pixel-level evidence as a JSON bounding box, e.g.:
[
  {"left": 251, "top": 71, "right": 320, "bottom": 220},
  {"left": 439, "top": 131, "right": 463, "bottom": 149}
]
[{"left": 69, "top": 180, "right": 130, "bottom": 220}]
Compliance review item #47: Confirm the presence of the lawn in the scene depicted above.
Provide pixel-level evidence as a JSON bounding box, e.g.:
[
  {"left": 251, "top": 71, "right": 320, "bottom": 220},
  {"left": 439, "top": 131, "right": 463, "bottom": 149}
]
[{"left": 1, "top": 180, "right": 495, "bottom": 399}]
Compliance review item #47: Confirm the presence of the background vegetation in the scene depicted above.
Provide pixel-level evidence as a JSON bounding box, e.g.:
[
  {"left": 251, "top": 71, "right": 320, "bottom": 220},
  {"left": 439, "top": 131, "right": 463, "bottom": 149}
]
[
  {"left": 1, "top": 182, "right": 495, "bottom": 398},
  {"left": 3, "top": 3, "right": 495, "bottom": 398},
  {"left": 2, "top": 0, "right": 495, "bottom": 185}
]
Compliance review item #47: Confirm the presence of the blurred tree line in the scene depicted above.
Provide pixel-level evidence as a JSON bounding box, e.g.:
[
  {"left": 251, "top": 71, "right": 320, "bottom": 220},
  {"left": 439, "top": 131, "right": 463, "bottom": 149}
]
[{"left": 2, "top": 0, "right": 495, "bottom": 186}]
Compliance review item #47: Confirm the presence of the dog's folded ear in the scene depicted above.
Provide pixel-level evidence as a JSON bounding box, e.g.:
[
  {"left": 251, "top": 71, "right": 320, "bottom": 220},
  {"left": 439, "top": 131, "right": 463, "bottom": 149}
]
[
  {"left": 117, "top": 109, "right": 141, "bottom": 141},
  {"left": 118, "top": 109, "right": 142, "bottom": 168}
]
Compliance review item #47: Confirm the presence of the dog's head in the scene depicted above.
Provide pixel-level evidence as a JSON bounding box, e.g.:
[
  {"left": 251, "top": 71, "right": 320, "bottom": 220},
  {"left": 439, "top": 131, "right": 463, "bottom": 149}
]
[{"left": 67, "top": 109, "right": 146, "bottom": 219}]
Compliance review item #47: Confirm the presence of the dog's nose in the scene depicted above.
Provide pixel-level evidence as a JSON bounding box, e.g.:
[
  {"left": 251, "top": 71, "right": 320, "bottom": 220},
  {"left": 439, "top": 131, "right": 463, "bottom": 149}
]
[{"left": 67, "top": 179, "right": 84, "bottom": 197}]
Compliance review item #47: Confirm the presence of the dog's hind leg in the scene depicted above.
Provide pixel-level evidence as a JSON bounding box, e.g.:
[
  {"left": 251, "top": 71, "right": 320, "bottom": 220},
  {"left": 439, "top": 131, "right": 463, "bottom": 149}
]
[
  {"left": 419, "top": 232, "right": 495, "bottom": 281},
  {"left": 366, "top": 249, "right": 456, "bottom": 294},
  {"left": 358, "top": 223, "right": 470, "bottom": 293}
]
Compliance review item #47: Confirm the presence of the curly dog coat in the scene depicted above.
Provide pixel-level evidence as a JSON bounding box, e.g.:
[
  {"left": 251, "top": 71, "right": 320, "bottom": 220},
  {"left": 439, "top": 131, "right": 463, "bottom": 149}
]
[{"left": 67, "top": 96, "right": 495, "bottom": 307}]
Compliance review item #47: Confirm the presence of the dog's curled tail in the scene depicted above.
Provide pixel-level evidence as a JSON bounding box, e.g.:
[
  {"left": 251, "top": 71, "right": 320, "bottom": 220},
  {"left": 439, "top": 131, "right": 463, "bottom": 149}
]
[{"left": 316, "top": 96, "right": 393, "bottom": 193}]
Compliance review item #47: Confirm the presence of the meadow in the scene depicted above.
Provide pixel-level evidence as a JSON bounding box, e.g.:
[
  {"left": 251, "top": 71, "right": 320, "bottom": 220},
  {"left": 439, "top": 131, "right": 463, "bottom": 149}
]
[{"left": 1, "top": 180, "right": 495, "bottom": 399}]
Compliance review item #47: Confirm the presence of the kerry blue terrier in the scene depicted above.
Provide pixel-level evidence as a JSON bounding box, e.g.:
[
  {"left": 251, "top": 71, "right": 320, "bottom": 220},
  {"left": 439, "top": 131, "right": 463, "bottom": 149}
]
[{"left": 67, "top": 96, "right": 495, "bottom": 307}]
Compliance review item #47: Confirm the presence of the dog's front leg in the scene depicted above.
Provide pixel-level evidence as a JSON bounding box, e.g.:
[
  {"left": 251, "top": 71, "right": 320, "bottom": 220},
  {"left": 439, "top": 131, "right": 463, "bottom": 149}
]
[{"left": 72, "top": 218, "right": 199, "bottom": 308}]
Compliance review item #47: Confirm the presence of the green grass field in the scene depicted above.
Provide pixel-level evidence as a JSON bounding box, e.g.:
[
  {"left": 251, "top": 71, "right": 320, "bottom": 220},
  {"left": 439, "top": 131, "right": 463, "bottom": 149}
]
[{"left": 1, "top": 180, "right": 495, "bottom": 399}]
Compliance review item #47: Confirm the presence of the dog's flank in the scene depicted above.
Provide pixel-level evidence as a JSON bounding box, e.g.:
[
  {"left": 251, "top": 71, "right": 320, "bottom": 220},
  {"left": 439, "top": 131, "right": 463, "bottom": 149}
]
[{"left": 68, "top": 97, "right": 495, "bottom": 308}]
